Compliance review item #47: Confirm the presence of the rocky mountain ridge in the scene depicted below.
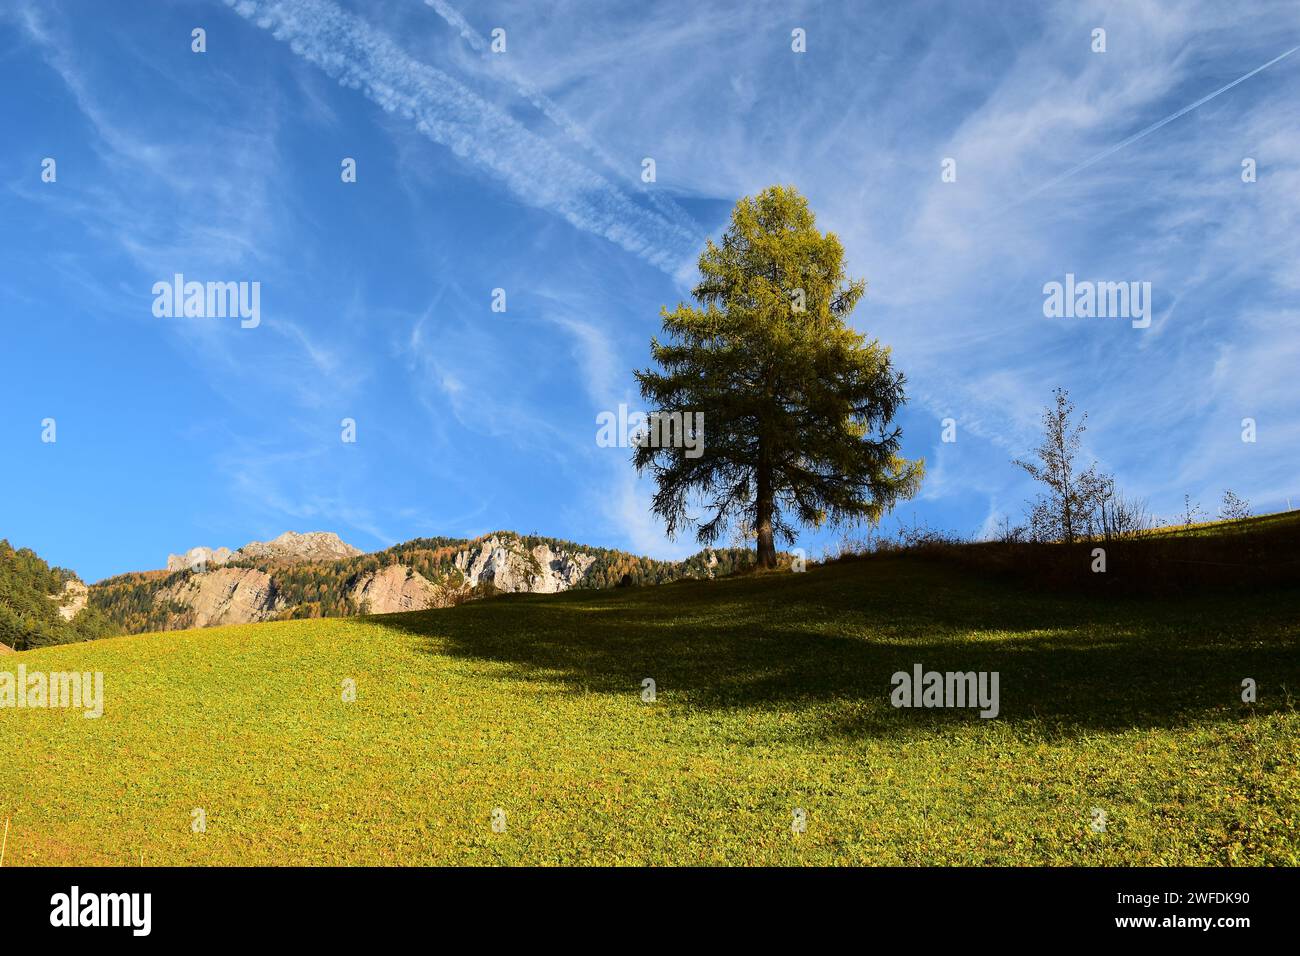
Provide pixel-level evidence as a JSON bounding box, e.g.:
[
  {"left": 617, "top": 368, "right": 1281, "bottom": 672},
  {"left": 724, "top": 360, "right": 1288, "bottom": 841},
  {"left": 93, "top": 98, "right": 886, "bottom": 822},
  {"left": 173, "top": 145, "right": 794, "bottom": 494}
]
[
  {"left": 88, "top": 530, "right": 754, "bottom": 636},
  {"left": 166, "top": 531, "right": 362, "bottom": 572},
  {"left": 346, "top": 534, "right": 599, "bottom": 614},
  {"left": 145, "top": 532, "right": 605, "bottom": 627}
]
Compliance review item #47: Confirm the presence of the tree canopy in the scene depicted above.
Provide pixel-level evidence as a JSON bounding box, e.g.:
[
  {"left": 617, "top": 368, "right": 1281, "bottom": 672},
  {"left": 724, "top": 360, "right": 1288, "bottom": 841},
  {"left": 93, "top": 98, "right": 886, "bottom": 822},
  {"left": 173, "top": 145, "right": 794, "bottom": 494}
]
[{"left": 635, "top": 185, "right": 923, "bottom": 567}]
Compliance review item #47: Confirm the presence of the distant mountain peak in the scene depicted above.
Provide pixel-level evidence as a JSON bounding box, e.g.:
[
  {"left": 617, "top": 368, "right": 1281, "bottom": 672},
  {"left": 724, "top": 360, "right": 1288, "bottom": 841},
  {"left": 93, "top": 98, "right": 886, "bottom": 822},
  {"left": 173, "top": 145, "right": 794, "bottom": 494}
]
[
  {"left": 240, "top": 531, "right": 363, "bottom": 563},
  {"left": 166, "top": 531, "right": 363, "bottom": 571}
]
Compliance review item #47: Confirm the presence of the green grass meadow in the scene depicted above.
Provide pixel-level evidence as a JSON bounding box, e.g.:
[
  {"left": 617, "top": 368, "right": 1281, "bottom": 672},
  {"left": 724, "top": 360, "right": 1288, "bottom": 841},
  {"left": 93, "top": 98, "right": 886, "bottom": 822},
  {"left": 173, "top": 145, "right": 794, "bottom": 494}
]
[{"left": 2, "top": 555, "right": 1297, "bottom": 865}]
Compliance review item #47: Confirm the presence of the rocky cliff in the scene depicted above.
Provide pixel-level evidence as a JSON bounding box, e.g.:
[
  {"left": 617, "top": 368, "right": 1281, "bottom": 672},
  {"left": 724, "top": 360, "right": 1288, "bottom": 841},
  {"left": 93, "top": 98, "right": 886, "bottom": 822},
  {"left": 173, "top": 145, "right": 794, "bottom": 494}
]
[
  {"left": 153, "top": 567, "right": 284, "bottom": 628},
  {"left": 238, "top": 531, "right": 364, "bottom": 564},
  {"left": 55, "top": 579, "right": 89, "bottom": 621},
  {"left": 348, "top": 564, "right": 446, "bottom": 614},
  {"left": 166, "top": 531, "right": 360, "bottom": 572},
  {"left": 166, "top": 546, "right": 234, "bottom": 573},
  {"left": 347, "top": 536, "right": 596, "bottom": 614},
  {"left": 453, "top": 534, "right": 595, "bottom": 593}
]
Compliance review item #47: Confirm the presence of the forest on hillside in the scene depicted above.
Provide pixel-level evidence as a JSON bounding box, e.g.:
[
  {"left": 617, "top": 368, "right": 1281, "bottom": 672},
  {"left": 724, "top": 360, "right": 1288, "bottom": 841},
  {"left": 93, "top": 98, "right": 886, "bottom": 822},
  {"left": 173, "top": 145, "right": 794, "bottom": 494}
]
[{"left": 0, "top": 539, "right": 117, "bottom": 650}]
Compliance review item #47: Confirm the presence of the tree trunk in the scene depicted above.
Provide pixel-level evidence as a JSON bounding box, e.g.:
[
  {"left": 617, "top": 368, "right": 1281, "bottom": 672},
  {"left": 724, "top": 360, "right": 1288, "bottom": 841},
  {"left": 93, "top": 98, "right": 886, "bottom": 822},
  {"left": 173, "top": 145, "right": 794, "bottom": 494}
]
[{"left": 756, "top": 440, "right": 777, "bottom": 568}]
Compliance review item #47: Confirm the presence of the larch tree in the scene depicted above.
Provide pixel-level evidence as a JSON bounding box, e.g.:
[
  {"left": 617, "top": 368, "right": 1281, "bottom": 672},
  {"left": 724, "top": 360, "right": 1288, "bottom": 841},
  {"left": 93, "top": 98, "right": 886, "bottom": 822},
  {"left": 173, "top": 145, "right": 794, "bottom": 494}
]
[{"left": 633, "top": 185, "right": 924, "bottom": 568}]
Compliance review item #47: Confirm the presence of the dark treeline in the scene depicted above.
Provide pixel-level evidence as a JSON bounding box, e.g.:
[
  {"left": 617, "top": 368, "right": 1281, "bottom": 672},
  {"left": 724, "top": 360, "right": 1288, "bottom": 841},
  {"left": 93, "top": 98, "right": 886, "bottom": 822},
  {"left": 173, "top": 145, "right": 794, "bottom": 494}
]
[{"left": 0, "top": 539, "right": 117, "bottom": 650}]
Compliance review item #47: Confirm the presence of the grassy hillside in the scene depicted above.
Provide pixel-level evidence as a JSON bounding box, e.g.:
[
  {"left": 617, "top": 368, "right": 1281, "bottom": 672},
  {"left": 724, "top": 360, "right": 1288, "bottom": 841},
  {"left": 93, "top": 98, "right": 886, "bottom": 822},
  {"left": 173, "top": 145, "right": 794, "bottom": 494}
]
[
  {"left": 2, "top": 553, "right": 1297, "bottom": 865},
  {"left": 930, "top": 508, "right": 1300, "bottom": 596},
  {"left": 1145, "top": 508, "right": 1300, "bottom": 538}
]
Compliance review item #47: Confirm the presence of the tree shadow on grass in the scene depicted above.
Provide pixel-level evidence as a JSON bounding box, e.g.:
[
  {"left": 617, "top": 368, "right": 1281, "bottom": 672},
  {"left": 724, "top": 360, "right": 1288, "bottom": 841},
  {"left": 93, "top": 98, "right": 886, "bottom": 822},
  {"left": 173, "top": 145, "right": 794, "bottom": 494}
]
[{"left": 372, "top": 557, "right": 1300, "bottom": 741}]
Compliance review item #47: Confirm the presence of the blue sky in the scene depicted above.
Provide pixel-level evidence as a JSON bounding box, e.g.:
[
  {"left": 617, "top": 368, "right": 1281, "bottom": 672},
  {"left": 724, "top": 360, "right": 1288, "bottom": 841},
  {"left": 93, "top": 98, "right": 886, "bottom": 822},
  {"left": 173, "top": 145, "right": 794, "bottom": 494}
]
[{"left": 2, "top": 0, "right": 1298, "bottom": 582}]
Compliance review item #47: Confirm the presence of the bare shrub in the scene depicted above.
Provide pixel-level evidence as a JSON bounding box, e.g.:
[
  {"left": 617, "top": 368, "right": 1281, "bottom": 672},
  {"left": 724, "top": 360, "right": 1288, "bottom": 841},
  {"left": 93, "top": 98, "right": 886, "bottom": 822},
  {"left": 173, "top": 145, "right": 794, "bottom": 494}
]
[
  {"left": 994, "top": 516, "right": 1028, "bottom": 543},
  {"left": 1093, "top": 479, "right": 1153, "bottom": 541},
  {"left": 1181, "top": 494, "right": 1207, "bottom": 527},
  {"left": 1219, "top": 489, "right": 1251, "bottom": 522}
]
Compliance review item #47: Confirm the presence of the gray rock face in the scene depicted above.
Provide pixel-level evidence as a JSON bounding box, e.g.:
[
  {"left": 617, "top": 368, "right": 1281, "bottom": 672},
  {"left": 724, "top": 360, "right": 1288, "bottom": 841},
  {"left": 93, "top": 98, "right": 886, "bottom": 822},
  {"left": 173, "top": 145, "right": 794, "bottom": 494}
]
[
  {"left": 348, "top": 564, "right": 446, "bottom": 614},
  {"left": 238, "top": 531, "right": 363, "bottom": 564},
  {"left": 56, "top": 579, "right": 89, "bottom": 621},
  {"left": 350, "top": 537, "right": 597, "bottom": 615},
  {"left": 166, "top": 532, "right": 359, "bottom": 571},
  {"left": 453, "top": 535, "right": 595, "bottom": 593},
  {"left": 154, "top": 567, "right": 284, "bottom": 628},
  {"left": 166, "top": 546, "right": 234, "bottom": 573}
]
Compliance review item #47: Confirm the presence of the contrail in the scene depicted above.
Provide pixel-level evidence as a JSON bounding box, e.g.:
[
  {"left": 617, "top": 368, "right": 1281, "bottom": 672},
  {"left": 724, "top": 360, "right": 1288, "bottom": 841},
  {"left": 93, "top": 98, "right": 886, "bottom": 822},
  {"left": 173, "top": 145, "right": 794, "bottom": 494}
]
[
  {"left": 222, "top": 0, "right": 701, "bottom": 274},
  {"left": 1023, "top": 45, "right": 1299, "bottom": 202},
  {"left": 422, "top": 0, "right": 706, "bottom": 243}
]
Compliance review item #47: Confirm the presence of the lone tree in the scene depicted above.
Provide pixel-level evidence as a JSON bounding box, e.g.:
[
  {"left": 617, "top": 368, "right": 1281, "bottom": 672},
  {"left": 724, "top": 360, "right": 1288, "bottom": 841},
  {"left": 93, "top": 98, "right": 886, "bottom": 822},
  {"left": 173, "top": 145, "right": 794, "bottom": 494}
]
[{"left": 634, "top": 185, "right": 923, "bottom": 568}]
